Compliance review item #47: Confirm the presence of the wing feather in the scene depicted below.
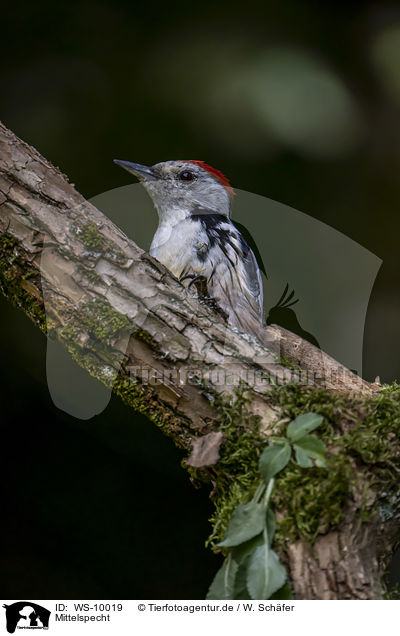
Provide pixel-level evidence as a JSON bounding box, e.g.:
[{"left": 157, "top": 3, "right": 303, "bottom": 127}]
[{"left": 188, "top": 209, "right": 264, "bottom": 337}]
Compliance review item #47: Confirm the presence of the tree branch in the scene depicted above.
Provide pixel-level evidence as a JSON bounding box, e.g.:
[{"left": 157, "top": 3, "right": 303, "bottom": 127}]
[{"left": 1, "top": 121, "right": 397, "bottom": 600}]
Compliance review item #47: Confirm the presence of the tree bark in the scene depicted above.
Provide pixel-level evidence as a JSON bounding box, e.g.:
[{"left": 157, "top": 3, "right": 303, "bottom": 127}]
[{"left": 0, "top": 121, "right": 397, "bottom": 600}]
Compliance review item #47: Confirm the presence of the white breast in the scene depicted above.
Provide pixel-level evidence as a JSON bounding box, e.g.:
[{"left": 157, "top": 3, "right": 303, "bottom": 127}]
[{"left": 149, "top": 218, "right": 208, "bottom": 279}]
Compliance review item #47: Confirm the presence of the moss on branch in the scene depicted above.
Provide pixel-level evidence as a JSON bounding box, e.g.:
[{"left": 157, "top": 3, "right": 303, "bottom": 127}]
[
  {"left": 203, "top": 383, "right": 400, "bottom": 555},
  {"left": 0, "top": 233, "right": 46, "bottom": 332}
]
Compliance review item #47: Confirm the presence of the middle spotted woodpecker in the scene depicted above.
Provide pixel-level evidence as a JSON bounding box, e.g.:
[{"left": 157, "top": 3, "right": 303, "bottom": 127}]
[{"left": 114, "top": 159, "right": 264, "bottom": 338}]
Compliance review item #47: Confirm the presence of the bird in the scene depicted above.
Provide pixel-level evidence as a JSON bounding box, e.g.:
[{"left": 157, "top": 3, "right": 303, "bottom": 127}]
[{"left": 114, "top": 159, "right": 264, "bottom": 339}]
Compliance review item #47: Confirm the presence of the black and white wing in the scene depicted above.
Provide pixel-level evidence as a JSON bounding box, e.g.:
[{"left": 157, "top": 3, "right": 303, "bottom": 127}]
[{"left": 190, "top": 210, "right": 264, "bottom": 337}]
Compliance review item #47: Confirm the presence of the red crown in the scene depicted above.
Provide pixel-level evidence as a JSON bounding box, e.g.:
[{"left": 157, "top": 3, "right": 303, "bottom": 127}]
[{"left": 188, "top": 160, "right": 234, "bottom": 197}]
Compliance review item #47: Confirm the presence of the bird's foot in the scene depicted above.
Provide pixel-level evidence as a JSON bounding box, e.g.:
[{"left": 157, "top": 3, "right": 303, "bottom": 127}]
[{"left": 179, "top": 273, "right": 228, "bottom": 322}]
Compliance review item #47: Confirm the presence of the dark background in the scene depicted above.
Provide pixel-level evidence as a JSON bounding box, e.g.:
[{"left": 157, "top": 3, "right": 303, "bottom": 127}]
[{"left": 1, "top": 0, "right": 400, "bottom": 598}]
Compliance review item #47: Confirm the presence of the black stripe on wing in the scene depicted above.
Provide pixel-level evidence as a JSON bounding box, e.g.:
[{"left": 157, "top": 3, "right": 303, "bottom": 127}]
[{"left": 231, "top": 220, "right": 267, "bottom": 279}]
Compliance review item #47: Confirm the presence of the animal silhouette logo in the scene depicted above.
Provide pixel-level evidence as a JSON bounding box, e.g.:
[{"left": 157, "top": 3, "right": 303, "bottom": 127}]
[
  {"left": 2, "top": 602, "right": 50, "bottom": 633},
  {"left": 266, "top": 283, "right": 320, "bottom": 349}
]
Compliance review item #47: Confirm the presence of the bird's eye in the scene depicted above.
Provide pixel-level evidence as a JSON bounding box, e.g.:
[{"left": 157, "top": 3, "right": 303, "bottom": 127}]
[{"left": 179, "top": 170, "right": 194, "bottom": 181}]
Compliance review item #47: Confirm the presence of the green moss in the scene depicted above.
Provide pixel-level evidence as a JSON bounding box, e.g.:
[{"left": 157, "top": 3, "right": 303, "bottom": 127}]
[
  {"left": 267, "top": 384, "right": 400, "bottom": 543},
  {"left": 0, "top": 233, "right": 46, "bottom": 332},
  {"left": 205, "top": 382, "right": 400, "bottom": 553},
  {"left": 279, "top": 356, "right": 301, "bottom": 372},
  {"left": 0, "top": 230, "right": 135, "bottom": 362},
  {"left": 83, "top": 298, "right": 131, "bottom": 340},
  {"left": 76, "top": 222, "right": 127, "bottom": 264},
  {"left": 113, "top": 374, "right": 193, "bottom": 449},
  {"left": 79, "top": 222, "right": 106, "bottom": 251},
  {"left": 59, "top": 297, "right": 131, "bottom": 347},
  {"left": 132, "top": 327, "right": 161, "bottom": 351},
  {"left": 85, "top": 269, "right": 103, "bottom": 286},
  {"left": 384, "top": 583, "right": 400, "bottom": 600},
  {"left": 269, "top": 383, "right": 356, "bottom": 426},
  {"left": 273, "top": 454, "right": 351, "bottom": 544},
  {"left": 0, "top": 233, "right": 20, "bottom": 251},
  {"left": 343, "top": 386, "right": 400, "bottom": 527},
  {"left": 205, "top": 387, "right": 264, "bottom": 550},
  {"left": 57, "top": 297, "right": 133, "bottom": 371},
  {"left": 0, "top": 233, "right": 189, "bottom": 450},
  {"left": 205, "top": 384, "right": 353, "bottom": 550},
  {"left": 344, "top": 386, "right": 400, "bottom": 465}
]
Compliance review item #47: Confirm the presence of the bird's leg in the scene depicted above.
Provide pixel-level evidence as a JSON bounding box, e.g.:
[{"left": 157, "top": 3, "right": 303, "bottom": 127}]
[
  {"left": 180, "top": 272, "right": 209, "bottom": 297},
  {"left": 193, "top": 277, "right": 229, "bottom": 322},
  {"left": 180, "top": 271, "right": 209, "bottom": 294},
  {"left": 179, "top": 273, "right": 198, "bottom": 283},
  {"left": 183, "top": 274, "right": 207, "bottom": 290},
  {"left": 179, "top": 272, "right": 228, "bottom": 322},
  {"left": 189, "top": 276, "right": 208, "bottom": 294}
]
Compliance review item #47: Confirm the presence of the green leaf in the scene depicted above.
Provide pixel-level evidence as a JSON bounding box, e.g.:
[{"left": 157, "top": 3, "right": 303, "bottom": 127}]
[
  {"left": 231, "top": 534, "right": 264, "bottom": 566},
  {"left": 206, "top": 553, "right": 238, "bottom": 599},
  {"left": 294, "top": 434, "right": 326, "bottom": 463},
  {"left": 219, "top": 501, "right": 267, "bottom": 547},
  {"left": 259, "top": 441, "right": 291, "bottom": 484},
  {"left": 295, "top": 447, "right": 313, "bottom": 467},
  {"left": 246, "top": 545, "right": 287, "bottom": 600},
  {"left": 287, "top": 412, "right": 324, "bottom": 442},
  {"left": 269, "top": 581, "right": 293, "bottom": 600},
  {"left": 266, "top": 508, "right": 276, "bottom": 545},
  {"left": 231, "top": 535, "right": 264, "bottom": 599},
  {"left": 232, "top": 562, "right": 252, "bottom": 599}
]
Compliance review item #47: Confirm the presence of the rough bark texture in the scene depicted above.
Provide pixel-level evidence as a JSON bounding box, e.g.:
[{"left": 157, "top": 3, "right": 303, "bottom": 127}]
[
  {"left": 0, "top": 121, "right": 397, "bottom": 600},
  {"left": 288, "top": 510, "right": 386, "bottom": 599}
]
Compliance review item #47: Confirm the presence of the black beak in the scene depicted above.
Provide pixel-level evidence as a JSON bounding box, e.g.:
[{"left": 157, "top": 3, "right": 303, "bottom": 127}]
[{"left": 113, "top": 159, "right": 156, "bottom": 180}]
